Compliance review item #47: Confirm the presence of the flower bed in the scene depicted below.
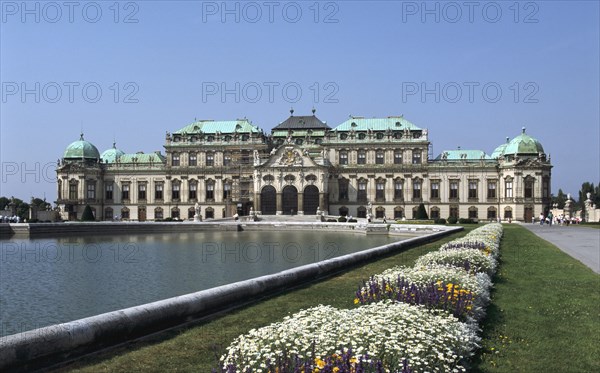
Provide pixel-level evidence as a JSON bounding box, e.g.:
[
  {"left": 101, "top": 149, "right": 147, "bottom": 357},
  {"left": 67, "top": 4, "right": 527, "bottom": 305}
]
[
  {"left": 355, "top": 265, "right": 492, "bottom": 322},
  {"left": 219, "top": 302, "right": 478, "bottom": 373},
  {"left": 216, "top": 224, "right": 503, "bottom": 372}
]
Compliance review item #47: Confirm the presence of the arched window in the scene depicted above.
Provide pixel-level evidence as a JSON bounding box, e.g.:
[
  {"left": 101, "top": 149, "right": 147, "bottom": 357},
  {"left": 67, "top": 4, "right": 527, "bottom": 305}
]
[
  {"left": 394, "top": 206, "right": 404, "bottom": 219},
  {"left": 154, "top": 207, "right": 163, "bottom": 220},
  {"left": 104, "top": 207, "right": 113, "bottom": 221},
  {"left": 504, "top": 207, "right": 513, "bottom": 219},
  {"left": 468, "top": 206, "right": 478, "bottom": 219},
  {"left": 487, "top": 207, "right": 497, "bottom": 220},
  {"left": 430, "top": 207, "right": 440, "bottom": 220},
  {"left": 357, "top": 206, "right": 367, "bottom": 218}
]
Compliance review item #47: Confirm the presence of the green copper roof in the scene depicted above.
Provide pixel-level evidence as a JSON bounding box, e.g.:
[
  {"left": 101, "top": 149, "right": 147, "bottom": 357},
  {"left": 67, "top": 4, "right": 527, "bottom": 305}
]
[
  {"left": 174, "top": 119, "right": 261, "bottom": 135},
  {"left": 490, "top": 137, "right": 511, "bottom": 159},
  {"left": 503, "top": 128, "right": 544, "bottom": 155},
  {"left": 100, "top": 143, "right": 125, "bottom": 163},
  {"left": 64, "top": 134, "right": 100, "bottom": 160},
  {"left": 333, "top": 116, "right": 421, "bottom": 131},
  {"left": 435, "top": 149, "right": 491, "bottom": 160},
  {"left": 118, "top": 152, "right": 165, "bottom": 164}
]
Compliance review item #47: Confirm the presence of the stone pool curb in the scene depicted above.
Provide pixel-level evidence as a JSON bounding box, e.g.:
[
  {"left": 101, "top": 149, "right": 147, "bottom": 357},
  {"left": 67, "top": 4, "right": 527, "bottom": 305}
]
[{"left": 0, "top": 225, "right": 462, "bottom": 371}]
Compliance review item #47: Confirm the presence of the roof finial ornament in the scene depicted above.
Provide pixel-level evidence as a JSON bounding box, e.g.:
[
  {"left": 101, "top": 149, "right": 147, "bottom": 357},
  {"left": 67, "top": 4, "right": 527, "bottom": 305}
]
[
  {"left": 522, "top": 126, "right": 526, "bottom": 134},
  {"left": 506, "top": 137, "right": 510, "bottom": 143},
  {"left": 80, "top": 132, "right": 84, "bottom": 140},
  {"left": 312, "top": 107, "right": 316, "bottom": 115},
  {"left": 290, "top": 107, "right": 294, "bottom": 116}
]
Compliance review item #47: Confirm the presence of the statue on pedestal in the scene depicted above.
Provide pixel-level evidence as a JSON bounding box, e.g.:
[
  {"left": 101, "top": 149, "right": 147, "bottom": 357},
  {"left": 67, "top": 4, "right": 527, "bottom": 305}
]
[{"left": 194, "top": 202, "right": 202, "bottom": 222}]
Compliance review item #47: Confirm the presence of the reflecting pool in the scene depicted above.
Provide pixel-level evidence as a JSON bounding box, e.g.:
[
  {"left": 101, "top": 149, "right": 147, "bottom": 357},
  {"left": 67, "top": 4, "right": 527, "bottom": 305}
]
[{"left": 0, "top": 230, "right": 409, "bottom": 336}]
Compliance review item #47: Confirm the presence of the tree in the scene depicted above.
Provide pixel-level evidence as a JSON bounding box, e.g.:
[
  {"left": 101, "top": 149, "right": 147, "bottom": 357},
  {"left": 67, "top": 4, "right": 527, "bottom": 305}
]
[
  {"left": 415, "top": 203, "right": 429, "bottom": 219},
  {"left": 81, "top": 205, "right": 95, "bottom": 221},
  {"left": 552, "top": 189, "right": 567, "bottom": 209},
  {"left": 30, "top": 198, "right": 52, "bottom": 211}
]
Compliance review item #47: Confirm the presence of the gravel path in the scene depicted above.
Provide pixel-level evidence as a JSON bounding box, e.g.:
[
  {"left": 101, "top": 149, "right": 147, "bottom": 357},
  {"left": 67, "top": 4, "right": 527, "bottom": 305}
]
[{"left": 522, "top": 223, "right": 600, "bottom": 273}]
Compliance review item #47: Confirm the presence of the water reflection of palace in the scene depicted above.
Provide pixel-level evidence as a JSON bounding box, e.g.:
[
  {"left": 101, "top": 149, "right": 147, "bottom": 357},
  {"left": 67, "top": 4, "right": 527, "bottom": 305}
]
[{"left": 56, "top": 110, "right": 552, "bottom": 222}]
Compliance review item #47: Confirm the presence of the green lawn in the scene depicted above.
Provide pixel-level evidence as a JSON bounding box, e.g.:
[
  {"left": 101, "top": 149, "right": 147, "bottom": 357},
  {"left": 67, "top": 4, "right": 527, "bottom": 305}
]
[
  {"left": 58, "top": 225, "right": 599, "bottom": 372},
  {"left": 472, "top": 225, "right": 600, "bottom": 372}
]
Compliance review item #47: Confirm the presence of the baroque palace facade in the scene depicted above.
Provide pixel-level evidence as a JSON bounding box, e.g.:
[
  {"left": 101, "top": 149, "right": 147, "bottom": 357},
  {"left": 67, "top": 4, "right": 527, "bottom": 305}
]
[{"left": 56, "top": 111, "right": 552, "bottom": 222}]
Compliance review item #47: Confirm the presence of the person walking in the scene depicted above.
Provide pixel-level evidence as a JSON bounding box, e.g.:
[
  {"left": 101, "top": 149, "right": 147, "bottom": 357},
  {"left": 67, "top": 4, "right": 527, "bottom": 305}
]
[{"left": 539, "top": 212, "right": 545, "bottom": 226}]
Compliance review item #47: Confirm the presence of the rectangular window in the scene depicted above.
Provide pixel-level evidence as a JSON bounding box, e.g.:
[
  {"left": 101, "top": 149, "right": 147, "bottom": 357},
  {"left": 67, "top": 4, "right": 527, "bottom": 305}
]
[
  {"left": 505, "top": 181, "right": 513, "bottom": 198},
  {"left": 394, "top": 180, "right": 403, "bottom": 200},
  {"left": 172, "top": 183, "right": 180, "bottom": 200},
  {"left": 121, "top": 209, "right": 130, "bottom": 219},
  {"left": 223, "top": 183, "right": 231, "bottom": 200},
  {"left": 138, "top": 184, "right": 146, "bottom": 201},
  {"left": 172, "top": 153, "right": 180, "bottom": 166},
  {"left": 413, "top": 180, "right": 421, "bottom": 199},
  {"left": 105, "top": 184, "right": 113, "bottom": 200},
  {"left": 122, "top": 184, "right": 130, "bottom": 200},
  {"left": 430, "top": 181, "right": 440, "bottom": 199},
  {"left": 69, "top": 183, "right": 78, "bottom": 200},
  {"left": 412, "top": 150, "right": 421, "bottom": 164},
  {"left": 358, "top": 151, "right": 366, "bottom": 164},
  {"left": 223, "top": 154, "right": 232, "bottom": 166},
  {"left": 241, "top": 151, "right": 250, "bottom": 165},
  {"left": 189, "top": 153, "right": 197, "bottom": 166},
  {"left": 449, "top": 181, "right": 459, "bottom": 199},
  {"left": 206, "top": 183, "right": 214, "bottom": 200},
  {"left": 394, "top": 150, "right": 402, "bottom": 164},
  {"left": 524, "top": 181, "right": 534, "bottom": 198},
  {"left": 430, "top": 209, "right": 440, "bottom": 220},
  {"left": 357, "top": 181, "right": 367, "bottom": 202},
  {"left": 376, "top": 151, "right": 384, "bottom": 165},
  {"left": 376, "top": 183, "right": 385, "bottom": 201},
  {"left": 468, "top": 181, "right": 478, "bottom": 199},
  {"left": 206, "top": 153, "right": 214, "bottom": 167},
  {"left": 504, "top": 209, "right": 513, "bottom": 219},
  {"left": 155, "top": 183, "right": 163, "bottom": 200},
  {"left": 339, "top": 179, "right": 349, "bottom": 201},
  {"left": 487, "top": 182, "right": 497, "bottom": 199},
  {"left": 543, "top": 180, "right": 549, "bottom": 198},
  {"left": 339, "top": 151, "right": 348, "bottom": 165},
  {"left": 469, "top": 209, "right": 478, "bottom": 219},
  {"left": 189, "top": 183, "right": 197, "bottom": 200},
  {"left": 487, "top": 209, "right": 497, "bottom": 219},
  {"left": 87, "top": 183, "right": 95, "bottom": 200},
  {"left": 240, "top": 181, "right": 251, "bottom": 199},
  {"left": 155, "top": 209, "right": 163, "bottom": 220}
]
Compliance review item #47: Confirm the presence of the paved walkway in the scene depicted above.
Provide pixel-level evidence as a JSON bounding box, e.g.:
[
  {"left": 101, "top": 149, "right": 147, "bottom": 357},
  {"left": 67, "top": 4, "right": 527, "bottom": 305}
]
[{"left": 522, "top": 223, "right": 600, "bottom": 273}]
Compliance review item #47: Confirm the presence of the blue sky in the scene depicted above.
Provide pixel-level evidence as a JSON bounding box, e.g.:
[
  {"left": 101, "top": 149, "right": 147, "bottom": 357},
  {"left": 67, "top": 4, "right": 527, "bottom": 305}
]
[{"left": 1, "top": 0, "right": 599, "bottom": 202}]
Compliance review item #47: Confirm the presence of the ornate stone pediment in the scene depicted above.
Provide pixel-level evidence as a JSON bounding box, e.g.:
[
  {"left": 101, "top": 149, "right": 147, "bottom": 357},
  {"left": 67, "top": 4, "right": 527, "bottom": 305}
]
[{"left": 260, "top": 145, "right": 321, "bottom": 169}]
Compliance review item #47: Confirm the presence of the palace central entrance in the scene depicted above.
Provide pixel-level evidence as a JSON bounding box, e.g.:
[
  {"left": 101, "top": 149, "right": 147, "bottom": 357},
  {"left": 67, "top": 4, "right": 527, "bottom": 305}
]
[
  {"left": 303, "top": 185, "right": 319, "bottom": 215},
  {"left": 260, "top": 186, "right": 276, "bottom": 215},
  {"left": 282, "top": 185, "right": 298, "bottom": 215}
]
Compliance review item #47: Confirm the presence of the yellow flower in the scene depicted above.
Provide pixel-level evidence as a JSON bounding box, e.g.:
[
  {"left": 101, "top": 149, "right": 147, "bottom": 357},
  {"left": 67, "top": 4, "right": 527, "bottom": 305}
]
[{"left": 353, "top": 298, "right": 360, "bottom": 304}]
